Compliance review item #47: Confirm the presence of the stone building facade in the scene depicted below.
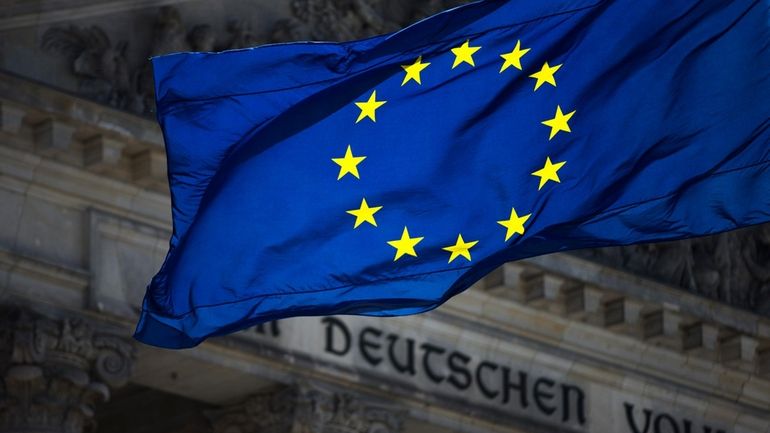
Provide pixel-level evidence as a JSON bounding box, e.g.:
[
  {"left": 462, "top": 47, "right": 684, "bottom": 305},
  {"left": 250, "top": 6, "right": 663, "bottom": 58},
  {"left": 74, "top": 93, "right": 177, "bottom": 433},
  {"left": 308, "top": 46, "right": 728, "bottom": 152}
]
[{"left": 0, "top": 2, "right": 769, "bottom": 433}]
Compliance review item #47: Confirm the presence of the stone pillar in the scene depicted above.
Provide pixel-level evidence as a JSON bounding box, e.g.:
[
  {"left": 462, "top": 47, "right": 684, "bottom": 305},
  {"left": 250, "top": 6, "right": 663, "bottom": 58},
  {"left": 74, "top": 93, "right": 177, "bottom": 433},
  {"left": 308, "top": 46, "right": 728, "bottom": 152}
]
[
  {"left": 207, "top": 384, "right": 405, "bottom": 433},
  {"left": 0, "top": 307, "right": 135, "bottom": 433}
]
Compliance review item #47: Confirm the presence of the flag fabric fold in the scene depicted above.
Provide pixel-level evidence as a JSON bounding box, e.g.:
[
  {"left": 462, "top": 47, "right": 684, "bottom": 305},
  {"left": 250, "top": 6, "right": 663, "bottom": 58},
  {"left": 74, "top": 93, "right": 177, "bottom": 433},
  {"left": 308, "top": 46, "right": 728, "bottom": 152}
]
[{"left": 135, "top": 0, "right": 770, "bottom": 348}]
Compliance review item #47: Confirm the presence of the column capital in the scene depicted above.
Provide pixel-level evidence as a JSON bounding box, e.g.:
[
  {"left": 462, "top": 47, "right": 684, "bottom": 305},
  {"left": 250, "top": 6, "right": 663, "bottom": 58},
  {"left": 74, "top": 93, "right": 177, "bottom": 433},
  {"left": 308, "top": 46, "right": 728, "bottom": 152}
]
[
  {"left": 208, "top": 383, "right": 405, "bottom": 433},
  {"left": 0, "top": 307, "right": 135, "bottom": 433}
]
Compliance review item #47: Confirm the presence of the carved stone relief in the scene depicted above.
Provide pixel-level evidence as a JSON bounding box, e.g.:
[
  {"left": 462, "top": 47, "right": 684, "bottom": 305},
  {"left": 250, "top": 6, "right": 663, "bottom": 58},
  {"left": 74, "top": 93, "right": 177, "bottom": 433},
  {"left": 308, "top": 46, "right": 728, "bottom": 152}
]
[
  {"left": 207, "top": 384, "right": 405, "bottom": 433},
  {"left": 40, "top": 5, "right": 270, "bottom": 115},
  {"left": 40, "top": 1, "right": 469, "bottom": 115},
  {"left": 577, "top": 224, "right": 770, "bottom": 314},
  {"left": 270, "top": 0, "right": 468, "bottom": 43},
  {"left": 41, "top": 25, "right": 134, "bottom": 111},
  {"left": 207, "top": 386, "right": 295, "bottom": 433},
  {"left": 0, "top": 307, "right": 135, "bottom": 433}
]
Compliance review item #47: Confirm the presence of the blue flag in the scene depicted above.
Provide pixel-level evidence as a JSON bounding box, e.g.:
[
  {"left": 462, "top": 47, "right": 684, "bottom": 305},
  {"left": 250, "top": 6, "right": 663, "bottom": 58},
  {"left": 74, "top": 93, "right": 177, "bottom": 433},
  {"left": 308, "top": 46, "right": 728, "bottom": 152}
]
[{"left": 135, "top": 0, "right": 770, "bottom": 348}]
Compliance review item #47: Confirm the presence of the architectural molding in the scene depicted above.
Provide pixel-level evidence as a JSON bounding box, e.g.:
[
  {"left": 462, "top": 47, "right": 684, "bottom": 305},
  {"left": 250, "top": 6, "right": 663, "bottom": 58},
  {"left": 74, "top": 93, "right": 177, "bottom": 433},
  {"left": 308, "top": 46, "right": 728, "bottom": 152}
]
[
  {"left": 524, "top": 253, "right": 770, "bottom": 339},
  {"left": 475, "top": 260, "right": 770, "bottom": 382}
]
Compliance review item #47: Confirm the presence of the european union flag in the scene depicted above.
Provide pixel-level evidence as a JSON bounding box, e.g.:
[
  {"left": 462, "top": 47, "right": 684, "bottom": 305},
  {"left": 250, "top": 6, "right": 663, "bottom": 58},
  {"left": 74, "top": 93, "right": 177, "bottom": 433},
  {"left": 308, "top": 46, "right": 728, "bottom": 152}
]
[{"left": 135, "top": 0, "right": 770, "bottom": 348}]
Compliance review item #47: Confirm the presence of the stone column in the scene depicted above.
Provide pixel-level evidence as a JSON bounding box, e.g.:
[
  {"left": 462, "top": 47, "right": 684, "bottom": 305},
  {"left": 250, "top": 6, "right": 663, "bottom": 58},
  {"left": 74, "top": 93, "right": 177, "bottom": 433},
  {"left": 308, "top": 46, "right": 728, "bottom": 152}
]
[
  {"left": 207, "top": 384, "right": 405, "bottom": 433},
  {"left": 0, "top": 307, "right": 135, "bottom": 433}
]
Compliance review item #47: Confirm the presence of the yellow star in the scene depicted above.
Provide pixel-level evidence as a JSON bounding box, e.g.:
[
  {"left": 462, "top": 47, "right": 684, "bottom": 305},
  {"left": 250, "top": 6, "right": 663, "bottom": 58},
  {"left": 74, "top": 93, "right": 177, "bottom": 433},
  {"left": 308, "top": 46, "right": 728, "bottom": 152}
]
[
  {"left": 355, "top": 90, "right": 387, "bottom": 123},
  {"left": 401, "top": 56, "right": 431, "bottom": 86},
  {"left": 387, "top": 227, "right": 424, "bottom": 261},
  {"left": 497, "top": 208, "right": 532, "bottom": 241},
  {"left": 499, "top": 40, "right": 530, "bottom": 73},
  {"left": 331, "top": 145, "right": 366, "bottom": 180},
  {"left": 529, "top": 62, "right": 562, "bottom": 90},
  {"left": 532, "top": 157, "right": 566, "bottom": 190},
  {"left": 346, "top": 198, "right": 382, "bottom": 228},
  {"left": 442, "top": 234, "right": 479, "bottom": 263},
  {"left": 541, "top": 105, "right": 575, "bottom": 140},
  {"left": 451, "top": 40, "right": 481, "bottom": 69}
]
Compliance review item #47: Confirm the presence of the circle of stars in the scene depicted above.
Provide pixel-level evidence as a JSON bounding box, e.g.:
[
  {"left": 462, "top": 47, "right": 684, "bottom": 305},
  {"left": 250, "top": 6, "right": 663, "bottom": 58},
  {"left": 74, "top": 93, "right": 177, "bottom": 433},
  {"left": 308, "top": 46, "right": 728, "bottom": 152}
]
[{"left": 329, "top": 39, "right": 574, "bottom": 262}]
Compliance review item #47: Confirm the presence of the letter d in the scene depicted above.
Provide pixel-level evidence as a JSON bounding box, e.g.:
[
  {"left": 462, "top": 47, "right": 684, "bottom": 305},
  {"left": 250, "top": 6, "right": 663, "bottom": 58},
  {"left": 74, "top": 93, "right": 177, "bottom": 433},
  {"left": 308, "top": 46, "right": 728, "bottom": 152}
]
[{"left": 322, "top": 317, "right": 351, "bottom": 356}]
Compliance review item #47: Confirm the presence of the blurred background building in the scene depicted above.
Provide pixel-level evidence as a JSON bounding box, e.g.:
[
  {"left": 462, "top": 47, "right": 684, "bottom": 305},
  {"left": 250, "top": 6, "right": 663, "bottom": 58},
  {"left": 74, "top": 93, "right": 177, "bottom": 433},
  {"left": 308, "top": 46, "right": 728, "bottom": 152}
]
[{"left": 0, "top": 1, "right": 769, "bottom": 432}]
